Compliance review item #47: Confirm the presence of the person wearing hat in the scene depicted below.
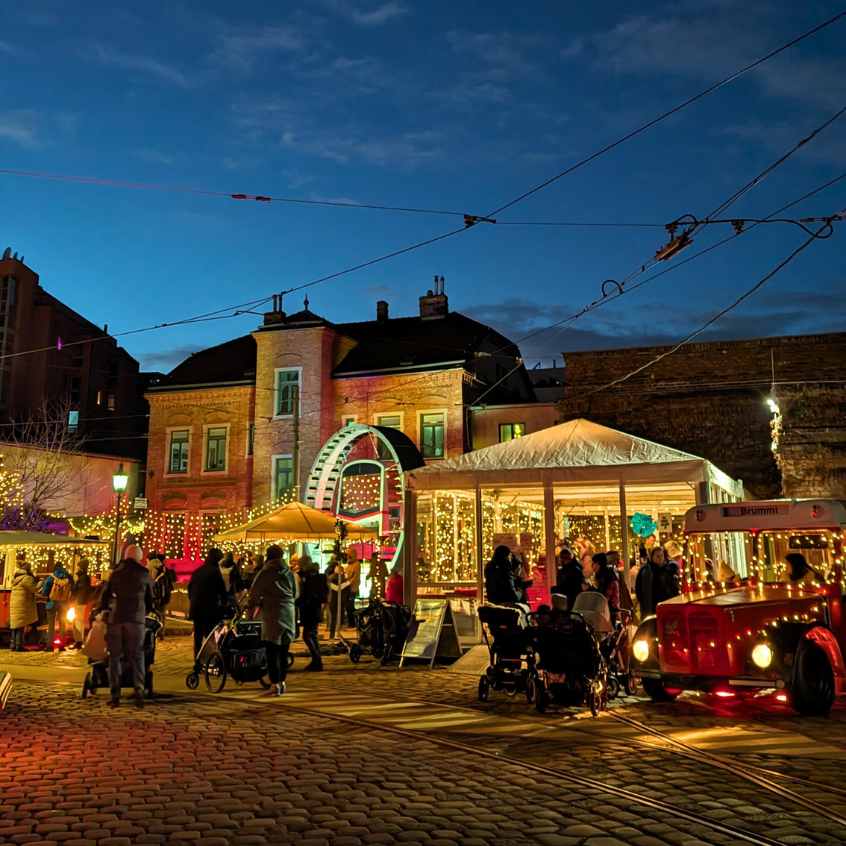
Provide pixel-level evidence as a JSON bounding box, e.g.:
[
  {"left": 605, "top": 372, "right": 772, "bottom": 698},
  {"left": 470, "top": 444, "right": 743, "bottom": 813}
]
[{"left": 248, "top": 545, "right": 297, "bottom": 696}]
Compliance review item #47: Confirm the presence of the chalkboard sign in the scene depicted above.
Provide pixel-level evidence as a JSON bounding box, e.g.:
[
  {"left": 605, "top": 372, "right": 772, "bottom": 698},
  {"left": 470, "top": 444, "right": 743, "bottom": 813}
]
[
  {"left": 400, "top": 599, "right": 462, "bottom": 667},
  {"left": 0, "top": 671, "right": 11, "bottom": 710}
]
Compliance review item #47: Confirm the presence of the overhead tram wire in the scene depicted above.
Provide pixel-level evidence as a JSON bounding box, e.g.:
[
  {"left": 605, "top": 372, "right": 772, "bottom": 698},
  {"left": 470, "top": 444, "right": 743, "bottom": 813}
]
[
  {"left": 484, "top": 10, "right": 846, "bottom": 219},
  {"left": 585, "top": 216, "right": 840, "bottom": 396}
]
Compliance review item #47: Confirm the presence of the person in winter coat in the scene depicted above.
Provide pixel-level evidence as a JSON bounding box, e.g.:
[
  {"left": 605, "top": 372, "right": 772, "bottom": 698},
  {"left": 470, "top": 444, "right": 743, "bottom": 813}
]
[
  {"left": 187, "top": 548, "right": 228, "bottom": 661},
  {"left": 326, "top": 557, "right": 348, "bottom": 638},
  {"left": 148, "top": 553, "right": 176, "bottom": 638},
  {"left": 10, "top": 559, "right": 39, "bottom": 651},
  {"left": 41, "top": 562, "right": 75, "bottom": 651},
  {"left": 248, "top": 545, "right": 297, "bottom": 696},
  {"left": 635, "top": 546, "right": 680, "bottom": 618},
  {"left": 218, "top": 552, "right": 243, "bottom": 615},
  {"left": 297, "top": 556, "right": 328, "bottom": 670},
  {"left": 594, "top": 559, "right": 621, "bottom": 624},
  {"left": 484, "top": 545, "right": 523, "bottom": 605},
  {"left": 71, "top": 559, "right": 95, "bottom": 648},
  {"left": 98, "top": 544, "right": 154, "bottom": 708},
  {"left": 385, "top": 566, "right": 404, "bottom": 605},
  {"left": 344, "top": 552, "right": 362, "bottom": 628},
  {"left": 555, "top": 548, "right": 583, "bottom": 611}
]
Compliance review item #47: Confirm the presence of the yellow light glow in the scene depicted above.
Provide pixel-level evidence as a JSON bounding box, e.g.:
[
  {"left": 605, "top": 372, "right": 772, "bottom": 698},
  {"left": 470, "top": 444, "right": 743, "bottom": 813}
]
[
  {"left": 66, "top": 606, "right": 76, "bottom": 623},
  {"left": 751, "top": 642, "right": 773, "bottom": 669},
  {"left": 633, "top": 639, "right": 650, "bottom": 663}
]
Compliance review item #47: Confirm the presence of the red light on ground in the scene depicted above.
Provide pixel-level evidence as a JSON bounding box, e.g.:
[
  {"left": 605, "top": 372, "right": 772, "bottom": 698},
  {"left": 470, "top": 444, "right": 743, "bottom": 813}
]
[
  {"left": 714, "top": 689, "right": 736, "bottom": 698},
  {"left": 775, "top": 693, "right": 788, "bottom": 703},
  {"left": 53, "top": 637, "right": 63, "bottom": 645}
]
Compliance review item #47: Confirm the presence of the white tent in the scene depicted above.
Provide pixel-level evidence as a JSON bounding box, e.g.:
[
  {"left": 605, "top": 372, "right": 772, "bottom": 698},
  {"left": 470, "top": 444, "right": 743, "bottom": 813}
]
[
  {"left": 408, "top": 419, "right": 741, "bottom": 493},
  {"left": 405, "top": 419, "right": 743, "bottom": 600}
]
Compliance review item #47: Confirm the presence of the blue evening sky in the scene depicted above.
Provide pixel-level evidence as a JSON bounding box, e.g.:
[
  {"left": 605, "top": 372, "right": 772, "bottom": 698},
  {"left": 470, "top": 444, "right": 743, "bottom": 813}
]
[{"left": 2, "top": 0, "right": 844, "bottom": 371}]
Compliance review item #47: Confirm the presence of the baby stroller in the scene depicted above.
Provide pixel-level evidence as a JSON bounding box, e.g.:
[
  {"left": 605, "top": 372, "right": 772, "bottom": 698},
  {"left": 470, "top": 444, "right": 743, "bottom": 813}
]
[
  {"left": 349, "top": 600, "right": 413, "bottom": 665},
  {"left": 572, "top": 592, "right": 635, "bottom": 699},
  {"left": 185, "top": 607, "right": 294, "bottom": 693},
  {"left": 81, "top": 613, "right": 161, "bottom": 700},
  {"left": 477, "top": 604, "right": 535, "bottom": 702},
  {"left": 530, "top": 605, "right": 607, "bottom": 716}
]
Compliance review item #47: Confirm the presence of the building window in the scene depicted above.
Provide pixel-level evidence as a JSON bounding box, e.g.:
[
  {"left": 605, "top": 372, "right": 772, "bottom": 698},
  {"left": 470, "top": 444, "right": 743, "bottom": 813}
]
[
  {"left": 274, "top": 368, "right": 301, "bottom": 417},
  {"left": 499, "top": 422, "right": 526, "bottom": 442},
  {"left": 96, "top": 390, "right": 103, "bottom": 406},
  {"left": 420, "top": 412, "right": 445, "bottom": 459},
  {"left": 67, "top": 410, "right": 79, "bottom": 434},
  {"left": 246, "top": 423, "right": 255, "bottom": 456},
  {"left": 273, "top": 455, "right": 294, "bottom": 501},
  {"left": 205, "top": 427, "right": 228, "bottom": 472},
  {"left": 107, "top": 393, "right": 116, "bottom": 411},
  {"left": 376, "top": 414, "right": 402, "bottom": 429},
  {"left": 168, "top": 430, "right": 189, "bottom": 474}
]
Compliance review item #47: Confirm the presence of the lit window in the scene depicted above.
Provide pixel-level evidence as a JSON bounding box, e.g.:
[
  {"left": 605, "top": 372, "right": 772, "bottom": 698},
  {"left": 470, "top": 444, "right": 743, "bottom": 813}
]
[
  {"left": 107, "top": 393, "right": 116, "bottom": 411},
  {"left": 499, "top": 422, "right": 526, "bottom": 442},
  {"left": 275, "top": 369, "right": 300, "bottom": 417},
  {"left": 168, "top": 430, "right": 189, "bottom": 474},
  {"left": 421, "top": 413, "right": 445, "bottom": 459},
  {"left": 273, "top": 455, "right": 294, "bottom": 500},
  {"left": 67, "top": 410, "right": 79, "bottom": 433},
  {"left": 96, "top": 390, "right": 103, "bottom": 406},
  {"left": 377, "top": 414, "right": 401, "bottom": 429},
  {"left": 205, "top": 427, "right": 228, "bottom": 472},
  {"left": 246, "top": 423, "right": 255, "bottom": 456}
]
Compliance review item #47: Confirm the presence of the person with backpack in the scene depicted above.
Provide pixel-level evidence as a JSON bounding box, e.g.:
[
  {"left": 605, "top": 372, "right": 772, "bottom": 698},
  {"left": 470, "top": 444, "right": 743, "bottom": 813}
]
[{"left": 41, "top": 562, "right": 74, "bottom": 652}]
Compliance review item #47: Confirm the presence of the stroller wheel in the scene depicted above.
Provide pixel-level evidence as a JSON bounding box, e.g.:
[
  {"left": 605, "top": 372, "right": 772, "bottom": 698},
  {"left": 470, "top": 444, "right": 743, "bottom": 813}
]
[
  {"left": 287, "top": 652, "right": 295, "bottom": 669},
  {"left": 607, "top": 674, "right": 621, "bottom": 701},
  {"left": 624, "top": 673, "right": 638, "bottom": 697},
  {"left": 534, "top": 681, "right": 548, "bottom": 714},
  {"left": 349, "top": 644, "right": 363, "bottom": 664},
  {"left": 525, "top": 675, "right": 537, "bottom": 704},
  {"left": 478, "top": 675, "right": 490, "bottom": 702},
  {"left": 185, "top": 672, "right": 200, "bottom": 690},
  {"left": 204, "top": 653, "right": 227, "bottom": 694}
]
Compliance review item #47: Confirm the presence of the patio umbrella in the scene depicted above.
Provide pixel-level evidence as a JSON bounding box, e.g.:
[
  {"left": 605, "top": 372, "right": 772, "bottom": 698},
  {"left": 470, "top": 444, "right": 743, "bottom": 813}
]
[{"left": 213, "top": 502, "right": 377, "bottom": 543}]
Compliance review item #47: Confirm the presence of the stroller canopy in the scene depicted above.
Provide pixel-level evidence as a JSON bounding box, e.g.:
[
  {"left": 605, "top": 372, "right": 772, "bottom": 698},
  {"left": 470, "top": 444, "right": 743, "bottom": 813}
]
[{"left": 572, "top": 592, "right": 613, "bottom": 634}]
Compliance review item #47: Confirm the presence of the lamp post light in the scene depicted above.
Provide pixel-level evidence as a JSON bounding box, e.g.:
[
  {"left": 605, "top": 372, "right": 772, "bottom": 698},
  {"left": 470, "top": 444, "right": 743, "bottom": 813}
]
[{"left": 112, "top": 464, "right": 129, "bottom": 565}]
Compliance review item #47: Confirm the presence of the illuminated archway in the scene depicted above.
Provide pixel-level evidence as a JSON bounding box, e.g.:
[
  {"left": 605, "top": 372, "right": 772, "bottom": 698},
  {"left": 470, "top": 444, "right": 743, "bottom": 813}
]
[{"left": 304, "top": 423, "right": 423, "bottom": 565}]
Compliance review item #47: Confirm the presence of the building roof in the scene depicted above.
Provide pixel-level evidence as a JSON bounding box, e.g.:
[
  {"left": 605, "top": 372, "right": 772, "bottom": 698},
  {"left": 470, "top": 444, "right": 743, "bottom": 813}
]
[
  {"left": 161, "top": 334, "right": 256, "bottom": 388},
  {"left": 333, "top": 312, "right": 517, "bottom": 376}
]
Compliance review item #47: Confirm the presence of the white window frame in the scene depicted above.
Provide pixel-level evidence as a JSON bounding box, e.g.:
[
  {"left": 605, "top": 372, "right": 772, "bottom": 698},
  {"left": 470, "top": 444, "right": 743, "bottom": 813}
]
[
  {"left": 271, "top": 453, "right": 295, "bottom": 501},
  {"left": 165, "top": 426, "right": 192, "bottom": 477},
  {"left": 245, "top": 422, "right": 256, "bottom": 457},
  {"left": 341, "top": 414, "right": 358, "bottom": 427},
  {"left": 373, "top": 411, "right": 405, "bottom": 430},
  {"left": 202, "top": 423, "right": 230, "bottom": 475},
  {"left": 273, "top": 366, "right": 303, "bottom": 420},
  {"left": 417, "top": 408, "right": 448, "bottom": 460}
]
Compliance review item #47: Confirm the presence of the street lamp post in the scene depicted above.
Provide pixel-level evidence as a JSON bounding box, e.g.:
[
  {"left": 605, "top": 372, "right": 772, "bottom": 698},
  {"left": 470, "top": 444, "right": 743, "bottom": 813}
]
[{"left": 112, "top": 464, "right": 129, "bottom": 566}]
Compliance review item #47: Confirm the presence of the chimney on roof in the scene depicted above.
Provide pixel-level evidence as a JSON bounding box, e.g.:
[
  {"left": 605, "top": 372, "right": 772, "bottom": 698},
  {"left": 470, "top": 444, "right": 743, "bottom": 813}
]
[
  {"left": 376, "top": 300, "right": 389, "bottom": 322},
  {"left": 419, "top": 275, "right": 448, "bottom": 319},
  {"left": 263, "top": 292, "right": 286, "bottom": 326}
]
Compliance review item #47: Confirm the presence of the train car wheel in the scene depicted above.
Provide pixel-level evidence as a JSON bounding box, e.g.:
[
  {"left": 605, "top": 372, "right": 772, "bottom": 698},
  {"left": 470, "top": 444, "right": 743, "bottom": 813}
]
[
  {"left": 791, "top": 639, "right": 835, "bottom": 716},
  {"left": 642, "top": 677, "right": 681, "bottom": 703}
]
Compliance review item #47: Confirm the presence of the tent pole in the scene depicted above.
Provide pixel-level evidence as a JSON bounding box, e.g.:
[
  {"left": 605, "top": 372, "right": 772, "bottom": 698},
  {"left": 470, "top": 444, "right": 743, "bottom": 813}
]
[
  {"left": 474, "top": 486, "right": 484, "bottom": 605},
  {"left": 619, "top": 480, "right": 630, "bottom": 588},
  {"left": 404, "top": 489, "right": 418, "bottom": 607},
  {"left": 543, "top": 482, "right": 555, "bottom": 601}
]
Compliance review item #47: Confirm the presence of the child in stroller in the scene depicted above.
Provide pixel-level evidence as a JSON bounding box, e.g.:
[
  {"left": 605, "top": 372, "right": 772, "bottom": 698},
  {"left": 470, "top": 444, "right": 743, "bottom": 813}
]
[
  {"left": 81, "top": 612, "right": 161, "bottom": 700},
  {"left": 530, "top": 597, "right": 607, "bottom": 715},
  {"left": 477, "top": 604, "right": 535, "bottom": 702},
  {"left": 349, "top": 599, "right": 413, "bottom": 665},
  {"left": 571, "top": 591, "right": 635, "bottom": 699},
  {"left": 185, "top": 603, "right": 294, "bottom": 693}
]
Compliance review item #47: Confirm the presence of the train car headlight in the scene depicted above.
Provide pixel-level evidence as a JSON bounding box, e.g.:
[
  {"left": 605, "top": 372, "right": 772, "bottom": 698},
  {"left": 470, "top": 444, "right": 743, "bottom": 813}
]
[
  {"left": 751, "top": 642, "right": 773, "bottom": 669},
  {"left": 633, "top": 638, "right": 650, "bottom": 663}
]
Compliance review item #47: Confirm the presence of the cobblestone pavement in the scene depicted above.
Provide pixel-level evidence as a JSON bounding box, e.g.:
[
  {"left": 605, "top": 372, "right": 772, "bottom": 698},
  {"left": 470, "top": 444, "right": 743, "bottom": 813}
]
[{"left": 3, "top": 636, "right": 846, "bottom": 845}]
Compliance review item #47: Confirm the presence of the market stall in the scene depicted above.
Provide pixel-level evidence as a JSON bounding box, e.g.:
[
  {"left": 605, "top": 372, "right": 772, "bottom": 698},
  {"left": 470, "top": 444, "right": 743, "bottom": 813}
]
[{"left": 406, "top": 418, "right": 744, "bottom": 605}]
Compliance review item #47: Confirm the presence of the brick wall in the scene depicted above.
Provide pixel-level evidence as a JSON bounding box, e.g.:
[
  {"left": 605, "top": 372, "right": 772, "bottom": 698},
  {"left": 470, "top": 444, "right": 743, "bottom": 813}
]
[
  {"left": 470, "top": 402, "right": 559, "bottom": 449},
  {"left": 560, "top": 333, "right": 846, "bottom": 499},
  {"left": 145, "top": 385, "right": 255, "bottom": 514}
]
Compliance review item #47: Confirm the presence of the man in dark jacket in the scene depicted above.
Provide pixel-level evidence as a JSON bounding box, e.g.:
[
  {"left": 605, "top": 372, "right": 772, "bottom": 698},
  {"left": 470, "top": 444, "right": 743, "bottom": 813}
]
[
  {"left": 187, "top": 548, "right": 226, "bottom": 661},
  {"left": 555, "top": 548, "right": 583, "bottom": 612},
  {"left": 99, "top": 544, "right": 153, "bottom": 708},
  {"left": 297, "top": 556, "right": 328, "bottom": 671},
  {"left": 636, "top": 547, "right": 680, "bottom": 617}
]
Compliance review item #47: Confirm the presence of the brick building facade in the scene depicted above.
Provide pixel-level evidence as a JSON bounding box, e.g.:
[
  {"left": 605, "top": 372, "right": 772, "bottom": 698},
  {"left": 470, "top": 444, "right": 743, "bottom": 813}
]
[
  {"left": 145, "top": 280, "right": 555, "bottom": 557},
  {"left": 560, "top": 332, "right": 846, "bottom": 499}
]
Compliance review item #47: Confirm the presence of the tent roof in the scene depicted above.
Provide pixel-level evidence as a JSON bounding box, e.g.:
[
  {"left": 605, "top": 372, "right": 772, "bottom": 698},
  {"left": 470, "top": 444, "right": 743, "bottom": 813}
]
[
  {"left": 0, "top": 531, "right": 108, "bottom": 547},
  {"left": 409, "top": 418, "right": 740, "bottom": 492}
]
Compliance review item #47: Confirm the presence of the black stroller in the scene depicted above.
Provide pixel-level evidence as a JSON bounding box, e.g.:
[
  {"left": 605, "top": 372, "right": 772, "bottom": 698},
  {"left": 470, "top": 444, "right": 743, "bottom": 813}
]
[
  {"left": 81, "top": 613, "right": 161, "bottom": 699},
  {"left": 477, "top": 604, "right": 536, "bottom": 702},
  {"left": 530, "top": 606, "right": 608, "bottom": 716},
  {"left": 186, "top": 610, "right": 294, "bottom": 693},
  {"left": 349, "top": 600, "right": 413, "bottom": 665}
]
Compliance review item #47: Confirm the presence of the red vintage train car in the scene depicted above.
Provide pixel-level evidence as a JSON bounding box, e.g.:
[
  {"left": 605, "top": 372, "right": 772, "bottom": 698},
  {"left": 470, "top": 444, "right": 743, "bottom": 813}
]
[{"left": 631, "top": 499, "right": 846, "bottom": 715}]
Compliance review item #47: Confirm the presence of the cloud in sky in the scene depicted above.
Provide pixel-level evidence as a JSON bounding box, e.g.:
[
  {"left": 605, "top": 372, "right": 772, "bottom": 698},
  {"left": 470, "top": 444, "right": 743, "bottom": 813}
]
[
  {"left": 0, "top": 110, "right": 41, "bottom": 148},
  {"left": 324, "top": 1, "right": 410, "bottom": 27},
  {"left": 139, "top": 343, "right": 208, "bottom": 371},
  {"left": 92, "top": 44, "right": 192, "bottom": 88},
  {"left": 134, "top": 148, "right": 176, "bottom": 166},
  {"left": 212, "top": 25, "right": 306, "bottom": 72}
]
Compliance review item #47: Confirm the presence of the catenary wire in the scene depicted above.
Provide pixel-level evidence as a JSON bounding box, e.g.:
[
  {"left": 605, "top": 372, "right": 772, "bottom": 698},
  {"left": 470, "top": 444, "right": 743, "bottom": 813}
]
[{"left": 484, "top": 10, "right": 846, "bottom": 218}]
